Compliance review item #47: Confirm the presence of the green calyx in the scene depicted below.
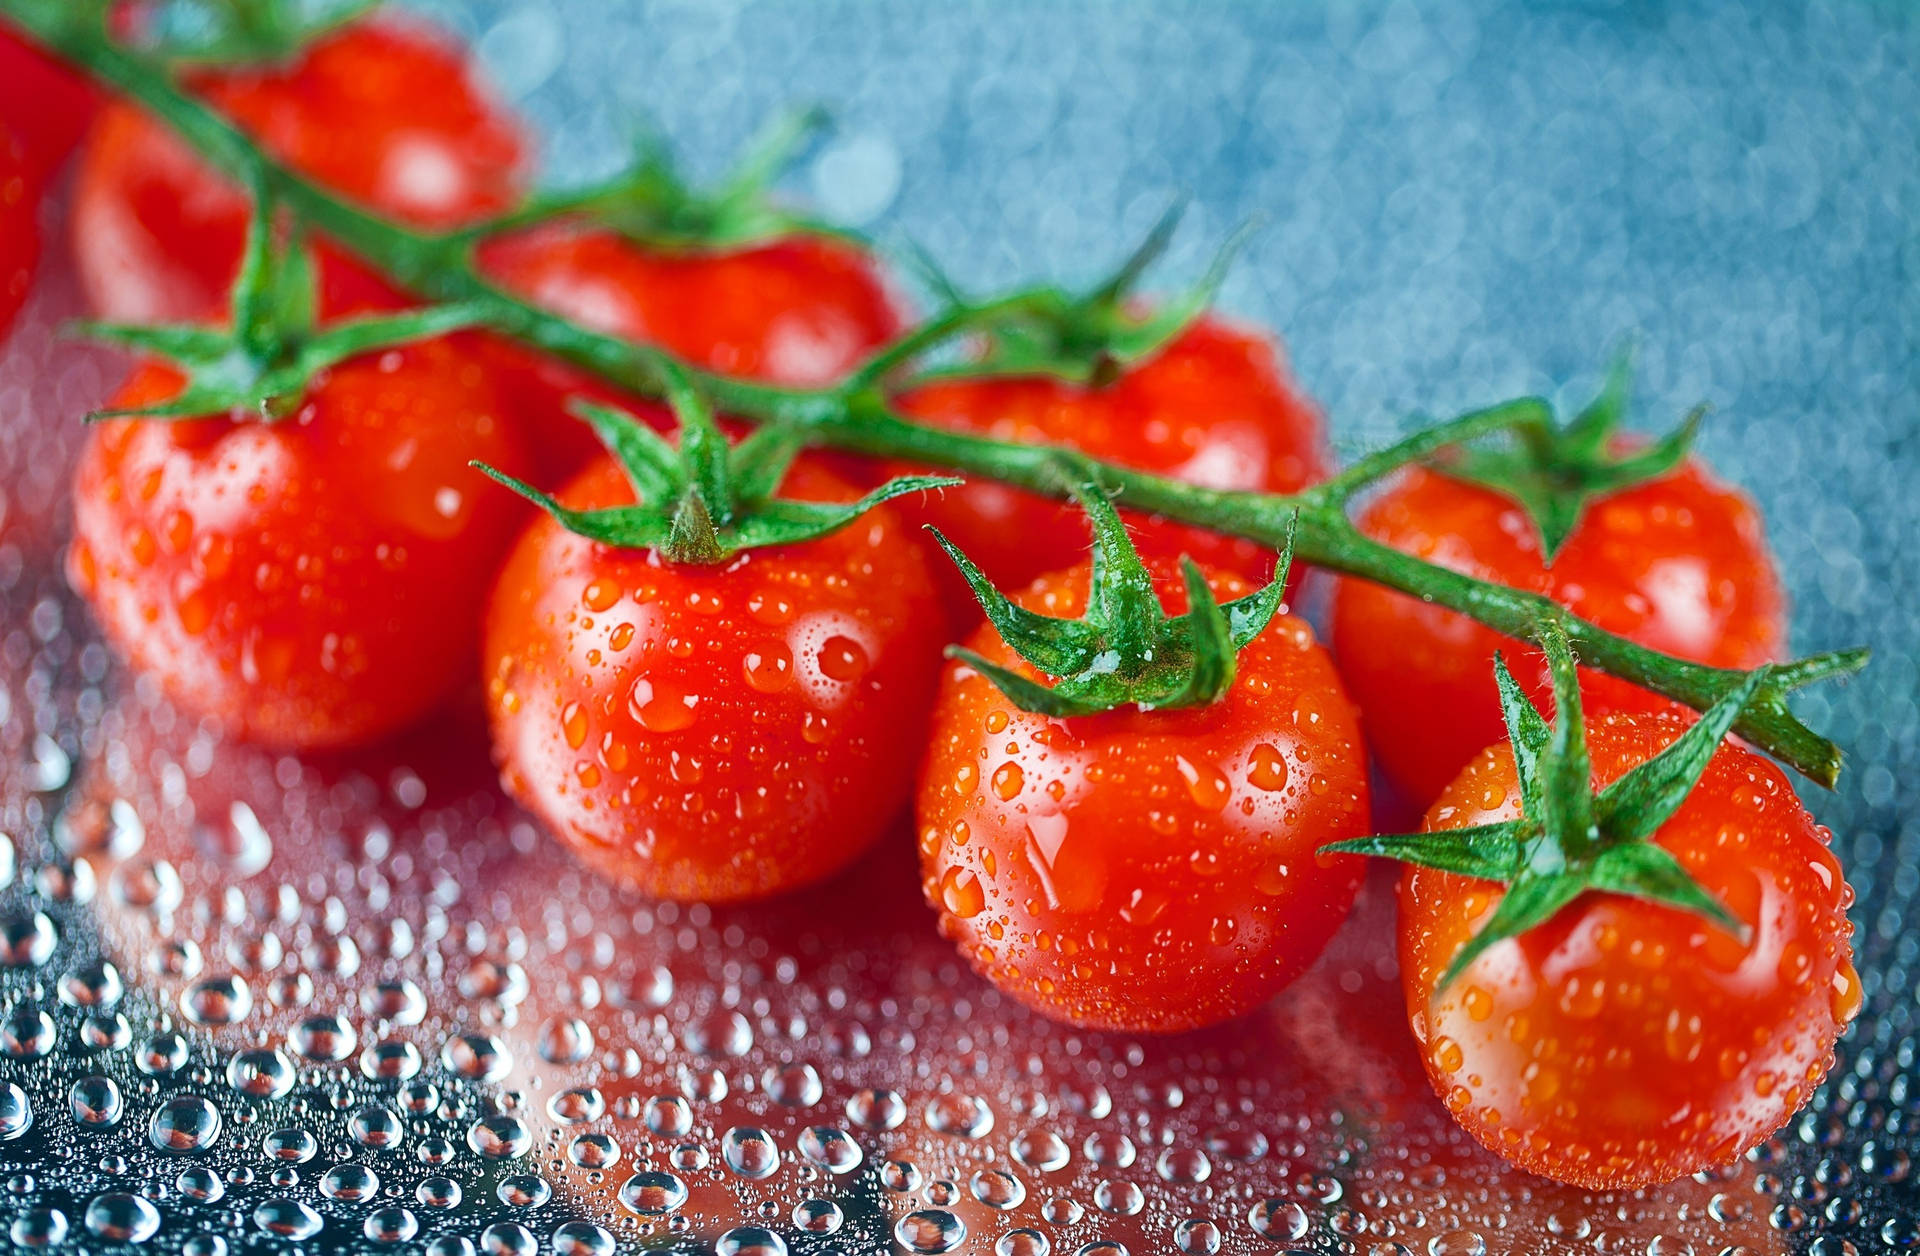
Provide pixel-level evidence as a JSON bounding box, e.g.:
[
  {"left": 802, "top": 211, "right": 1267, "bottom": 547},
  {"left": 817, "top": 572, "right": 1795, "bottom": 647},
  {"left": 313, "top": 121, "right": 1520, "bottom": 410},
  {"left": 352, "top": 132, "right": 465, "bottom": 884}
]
[
  {"left": 473, "top": 364, "right": 958, "bottom": 565},
  {"left": 142, "top": 0, "right": 378, "bottom": 66},
  {"left": 1324, "top": 622, "right": 1858, "bottom": 992},
  {"left": 1432, "top": 353, "right": 1702, "bottom": 561},
  {"left": 470, "top": 107, "right": 847, "bottom": 254},
  {"left": 911, "top": 200, "right": 1257, "bottom": 389},
  {"left": 933, "top": 470, "right": 1295, "bottom": 716},
  {"left": 73, "top": 166, "right": 484, "bottom": 422}
]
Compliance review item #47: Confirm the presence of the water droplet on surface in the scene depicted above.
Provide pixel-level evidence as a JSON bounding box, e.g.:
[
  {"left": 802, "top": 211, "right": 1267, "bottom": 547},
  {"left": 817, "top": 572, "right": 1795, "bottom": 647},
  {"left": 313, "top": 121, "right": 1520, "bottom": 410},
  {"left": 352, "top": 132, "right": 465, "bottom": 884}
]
[
  {"left": 797, "top": 1124, "right": 863, "bottom": 1173},
  {"left": 68, "top": 1075, "right": 122, "bottom": 1129},
  {"left": 971, "top": 1167, "right": 1027, "bottom": 1208},
  {"left": 247, "top": 1195, "right": 322, "bottom": 1239},
  {"left": 925, "top": 1092, "right": 994, "bottom": 1138},
  {"left": 0, "top": 910, "right": 56, "bottom": 967},
  {"left": 442, "top": 1033, "right": 513, "bottom": 1082},
  {"left": 181, "top": 974, "right": 252, "bottom": 1026},
  {"left": 148, "top": 1095, "right": 224, "bottom": 1161},
  {"left": 552, "top": 1221, "right": 617, "bottom": 1256},
  {"left": 226, "top": 1046, "right": 296, "bottom": 1099},
  {"left": 617, "top": 1170, "right": 689, "bottom": 1216},
  {"left": 715, "top": 1227, "right": 788, "bottom": 1256},
  {"left": 320, "top": 1163, "right": 379, "bottom": 1201},
  {"left": 896, "top": 1209, "right": 968, "bottom": 1253},
  {"left": 86, "top": 1193, "right": 160, "bottom": 1243},
  {"left": 0, "top": 1081, "right": 31, "bottom": 1140},
  {"left": 722, "top": 1126, "right": 782, "bottom": 1178},
  {"left": 468, "top": 1113, "right": 532, "bottom": 1160}
]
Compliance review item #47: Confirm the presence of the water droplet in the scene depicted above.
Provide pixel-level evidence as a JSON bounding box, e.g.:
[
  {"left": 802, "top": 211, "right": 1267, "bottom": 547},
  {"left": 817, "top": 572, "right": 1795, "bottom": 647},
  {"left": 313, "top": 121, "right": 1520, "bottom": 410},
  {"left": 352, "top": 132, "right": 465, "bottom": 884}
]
[
  {"left": 363, "top": 1207, "right": 418, "bottom": 1244},
  {"left": 68, "top": 1076, "right": 122, "bottom": 1129},
  {"left": 468, "top": 1114, "right": 532, "bottom": 1160},
  {"left": 0, "top": 1082, "right": 32, "bottom": 1140},
  {"left": 181, "top": 975, "right": 252, "bottom": 1026},
  {"left": 925, "top": 1092, "right": 994, "bottom": 1138},
  {"left": 971, "top": 1167, "right": 1027, "bottom": 1209},
  {"left": 320, "top": 1163, "right": 380, "bottom": 1201},
  {"left": 85, "top": 1193, "right": 160, "bottom": 1243},
  {"left": 896, "top": 1209, "right": 968, "bottom": 1254},
  {"left": 715, "top": 1227, "right": 788, "bottom": 1256},
  {"left": 722, "top": 1126, "right": 782, "bottom": 1179},
  {"left": 226, "top": 1046, "right": 296, "bottom": 1099},
  {"left": 618, "top": 1170, "right": 689, "bottom": 1216},
  {"left": 0, "top": 910, "right": 57, "bottom": 967},
  {"left": 797, "top": 1125, "right": 863, "bottom": 1173}
]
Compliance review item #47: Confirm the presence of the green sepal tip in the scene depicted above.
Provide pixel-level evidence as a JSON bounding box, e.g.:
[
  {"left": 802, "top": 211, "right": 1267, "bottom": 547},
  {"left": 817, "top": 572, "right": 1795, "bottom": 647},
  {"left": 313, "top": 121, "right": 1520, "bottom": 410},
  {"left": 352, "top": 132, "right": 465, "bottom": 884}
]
[
  {"left": 473, "top": 367, "right": 959, "bottom": 565},
  {"left": 932, "top": 468, "right": 1297, "bottom": 717},
  {"left": 912, "top": 201, "right": 1260, "bottom": 389},
  {"left": 1433, "top": 351, "right": 1704, "bottom": 562},
  {"left": 71, "top": 161, "right": 486, "bottom": 422},
  {"left": 1317, "top": 626, "right": 1841, "bottom": 993}
]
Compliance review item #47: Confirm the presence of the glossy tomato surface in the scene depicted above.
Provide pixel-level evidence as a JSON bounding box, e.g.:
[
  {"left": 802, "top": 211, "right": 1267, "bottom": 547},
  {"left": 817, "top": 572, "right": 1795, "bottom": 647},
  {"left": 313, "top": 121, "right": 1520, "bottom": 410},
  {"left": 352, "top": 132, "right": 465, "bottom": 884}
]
[
  {"left": 483, "top": 456, "right": 945, "bottom": 902},
  {"left": 894, "top": 318, "right": 1329, "bottom": 617},
  {"left": 1330, "top": 461, "right": 1785, "bottom": 807},
  {"left": 0, "top": 25, "right": 97, "bottom": 181},
  {"left": 0, "top": 127, "right": 35, "bottom": 338},
  {"left": 480, "top": 225, "right": 903, "bottom": 385},
  {"left": 916, "top": 558, "right": 1370, "bottom": 1033},
  {"left": 1400, "top": 711, "right": 1859, "bottom": 1190},
  {"left": 70, "top": 16, "right": 527, "bottom": 322},
  {"left": 68, "top": 342, "right": 534, "bottom": 748},
  {"left": 478, "top": 226, "right": 904, "bottom": 479}
]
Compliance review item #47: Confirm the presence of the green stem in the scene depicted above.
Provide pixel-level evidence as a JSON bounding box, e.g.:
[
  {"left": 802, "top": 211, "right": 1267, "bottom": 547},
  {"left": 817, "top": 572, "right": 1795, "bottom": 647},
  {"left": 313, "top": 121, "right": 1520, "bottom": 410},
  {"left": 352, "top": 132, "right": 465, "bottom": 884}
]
[{"left": 0, "top": 0, "right": 1860, "bottom": 786}]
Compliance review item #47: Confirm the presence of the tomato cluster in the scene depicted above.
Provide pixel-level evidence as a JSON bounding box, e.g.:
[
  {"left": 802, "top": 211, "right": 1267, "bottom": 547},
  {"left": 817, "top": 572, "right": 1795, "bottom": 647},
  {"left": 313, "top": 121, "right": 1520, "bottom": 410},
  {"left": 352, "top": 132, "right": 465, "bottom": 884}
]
[{"left": 3, "top": 6, "right": 1858, "bottom": 1196}]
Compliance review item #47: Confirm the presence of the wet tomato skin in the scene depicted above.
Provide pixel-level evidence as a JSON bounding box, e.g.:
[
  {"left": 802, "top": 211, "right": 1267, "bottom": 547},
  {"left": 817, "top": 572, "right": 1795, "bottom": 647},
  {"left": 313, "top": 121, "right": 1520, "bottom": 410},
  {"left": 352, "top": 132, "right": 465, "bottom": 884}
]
[
  {"left": 1400, "top": 712, "right": 1859, "bottom": 1190},
  {"left": 893, "top": 318, "right": 1329, "bottom": 617},
  {"left": 71, "top": 16, "right": 527, "bottom": 323},
  {"left": 67, "top": 342, "right": 534, "bottom": 749},
  {"left": 477, "top": 226, "right": 904, "bottom": 480},
  {"left": 1330, "top": 461, "right": 1785, "bottom": 807},
  {"left": 916, "top": 560, "right": 1371, "bottom": 1033},
  {"left": 483, "top": 456, "right": 945, "bottom": 903}
]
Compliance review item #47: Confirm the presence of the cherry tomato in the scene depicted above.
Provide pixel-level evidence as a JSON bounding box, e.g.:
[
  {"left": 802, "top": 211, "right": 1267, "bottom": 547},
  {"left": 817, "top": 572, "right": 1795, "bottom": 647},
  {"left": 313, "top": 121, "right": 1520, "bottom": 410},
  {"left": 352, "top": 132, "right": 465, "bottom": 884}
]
[
  {"left": 68, "top": 340, "right": 534, "bottom": 749},
  {"left": 70, "top": 16, "right": 527, "bottom": 323},
  {"left": 1330, "top": 461, "right": 1784, "bottom": 807},
  {"left": 915, "top": 558, "right": 1370, "bottom": 1033},
  {"left": 1, "top": 127, "right": 36, "bottom": 339},
  {"left": 480, "top": 226, "right": 903, "bottom": 386},
  {"left": 1399, "top": 711, "right": 1858, "bottom": 1189},
  {"left": 893, "top": 318, "right": 1329, "bottom": 618},
  {"left": 482, "top": 456, "right": 945, "bottom": 902},
  {"left": 477, "top": 227, "right": 904, "bottom": 479},
  {"left": 0, "top": 26, "right": 97, "bottom": 181}
]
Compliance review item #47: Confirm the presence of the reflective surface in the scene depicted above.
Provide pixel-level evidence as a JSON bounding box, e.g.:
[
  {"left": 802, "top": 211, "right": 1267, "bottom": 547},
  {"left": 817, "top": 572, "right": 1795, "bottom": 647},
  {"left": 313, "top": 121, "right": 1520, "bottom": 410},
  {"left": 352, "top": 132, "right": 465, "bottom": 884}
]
[{"left": 3, "top": 1, "right": 1918, "bottom": 1252}]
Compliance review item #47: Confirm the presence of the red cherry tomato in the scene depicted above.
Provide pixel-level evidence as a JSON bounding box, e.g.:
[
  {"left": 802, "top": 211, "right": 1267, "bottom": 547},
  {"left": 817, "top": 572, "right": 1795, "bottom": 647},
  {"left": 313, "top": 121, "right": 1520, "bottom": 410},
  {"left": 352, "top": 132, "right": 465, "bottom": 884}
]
[
  {"left": 480, "top": 226, "right": 903, "bottom": 386},
  {"left": 1399, "top": 711, "right": 1859, "bottom": 1189},
  {"left": 67, "top": 341, "right": 534, "bottom": 748},
  {"left": 915, "top": 558, "right": 1370, "bottom": 1033},
  {"left": 482, "top": 456, "right": 945, "bottom": 902},
  {"left": 1330, "top": 461, "right": 1785, "bottom": 807},
  {"left": 1, "top": 127, "right": 36, "bottom": 338},
  {"left": 0, "top": 25, "right": 97, "bottom": 181},
  {"left": 70, "top": 16, "right": 528, "bottom": 323},
  {"left": 892, "top": 318, "right": 1329, "bottom": 619},
  {"left": 477, "top": 227, "right": 904, "bottom": 478}
]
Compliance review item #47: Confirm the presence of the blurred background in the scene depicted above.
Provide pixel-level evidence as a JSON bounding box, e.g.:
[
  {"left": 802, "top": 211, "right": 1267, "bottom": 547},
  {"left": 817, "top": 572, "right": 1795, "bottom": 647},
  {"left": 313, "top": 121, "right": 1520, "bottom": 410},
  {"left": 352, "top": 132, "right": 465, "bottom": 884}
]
[{"left": 0, "top": 1, "right": 1915, "bottom": 1252}]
